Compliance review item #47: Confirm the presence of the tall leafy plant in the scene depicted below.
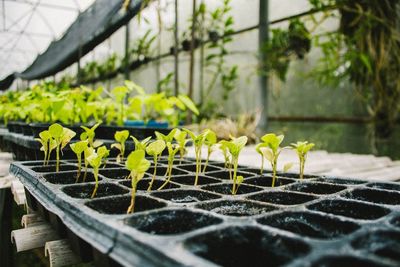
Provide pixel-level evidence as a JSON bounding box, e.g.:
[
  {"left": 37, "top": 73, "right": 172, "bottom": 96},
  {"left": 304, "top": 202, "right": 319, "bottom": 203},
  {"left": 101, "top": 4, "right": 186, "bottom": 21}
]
[{"left": 48, "top": 124, "right": 76, "bottom": 172}]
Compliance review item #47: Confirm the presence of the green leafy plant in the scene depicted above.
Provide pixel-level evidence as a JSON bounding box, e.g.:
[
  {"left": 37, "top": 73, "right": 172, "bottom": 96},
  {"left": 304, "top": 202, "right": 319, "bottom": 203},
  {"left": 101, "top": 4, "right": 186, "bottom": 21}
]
[
  {"left": 218, "top": 140, "right": 231, "bottom": 173},
  {"left": 48, "top": 123, "right": 76, "bottom": 172},
  {"left": 145, "top": 140, "right": 166, "bottom": 191},
  {"left": 155, "top": 128, "right": 177, "bottom": 143},
  {"left": 219, "top": 136, "right": 247, "bottom": 195},
  {"left": 157, "top": 142, "right": 179, "bottom": 190},
  {"left": 111, "top": 130, "right": 130, "bottom": 163},
  {"left": 87, "top": 146, "right": 109, "bottom": 198},
  {"left": 203, "top": 130, "right": 217, "bottom": 172},
  {"left": 131, "top": 136, "right": 152, "bottom": 151},
  {"left": 291, "top": 141, "right": 315, "bottom": 180},
  {"left": 82, "top": 147, "right": 94, "bottom": 182},
  {"left": 70, "top": 140, "right": 88, "bottom": 182},
  {"left": 183, "top": 128, "right": 209, "bottom": 186},
  {"left": 111, "top": 85, "right": 131, "bottom": 126},
  {"left": 173, "top": 129, "right": 189, "bottom": 164},
  {"left": 80, "top": 121, "right": 102, "bottom": 148},
  {"left": 255, "top": 142, "right": 268, "bottom": 175},
  {"left": 35, "top": 130, "right": 55, "bottom": 166},
  {"left": 126, "top": 150, "right": 150, "bottom": 213},
  {"left": 259, "top": 133, "right": 290, "bottom": 187}
]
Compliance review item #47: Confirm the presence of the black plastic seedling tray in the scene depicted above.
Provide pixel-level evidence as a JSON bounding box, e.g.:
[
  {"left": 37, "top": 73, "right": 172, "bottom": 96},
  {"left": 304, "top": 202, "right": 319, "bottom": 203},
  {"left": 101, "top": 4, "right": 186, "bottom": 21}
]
[{"left": 10, "top": 158, "right": 400, "bottom": 267}]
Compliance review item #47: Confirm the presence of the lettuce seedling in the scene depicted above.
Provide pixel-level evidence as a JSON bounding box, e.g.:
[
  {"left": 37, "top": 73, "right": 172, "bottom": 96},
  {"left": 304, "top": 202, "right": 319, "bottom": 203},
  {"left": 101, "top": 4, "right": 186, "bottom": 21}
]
[
  {"left": 155, "top": 128, "right": 178, "bottom": 143},
  {"left": 80, "top": 121, "right": 102, "bottom": 148},
  {"left": 145, "top": 140, "right": 166, "bottom": 191},
  {"left": 87, "top": 146, "right": 110, "bottom": 198},
  {"left": 220, "top": 136, "right": 248, "bottom": 195},
  {"left": 70, "top": 140, "right": 88, "bottom": 182},
  {"left": 218, "top": 140, "right": 231, "bottom": 171},
  {"left": 111, "top": 85, "right": 131, "bottom": 126},
  {"left": 183, "top": 128, "right": 209, "bottom": 186},
  {"left": 291, "top": 141, "right": 315, "bottom": 180},
  {"left": 131, "top": 136, "right": 152, "bottom": 151},
  {"left": 35, "top": 130, "right": 54, "bottom": 166},
  {"left": 111, "top": 130, "right": 129, "bottom": 163},
  {"left": 126, "top": 150, "right": 150, "bottom": 213},
  {"left": 203, "top": 130, "right": 217, "bottom": 172},
  {"left": 48, "top": 123, "right": 76, "bottom": 172},
  {"left": 255, "top": 142, "right": 268, "bottom": 174},
  {"left": 173, "top": 129, "right": 189, "bottom": 164},
  {"left": 82, "top": 147, "right": 94, "bottom": 182},
  {"left": 259, "top": 133, "right": 288, "bottom": 187},
  {"left": 158, "top": 142, "right": 179, "bottom": 190}
]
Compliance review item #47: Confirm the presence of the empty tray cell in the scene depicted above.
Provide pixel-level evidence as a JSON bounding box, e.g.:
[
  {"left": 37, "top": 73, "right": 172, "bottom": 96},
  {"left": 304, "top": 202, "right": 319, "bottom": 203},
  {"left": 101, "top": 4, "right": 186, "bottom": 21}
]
[
  {"left": 86, "top": 195, "right": 166, "bottom": 215},
  {"left": 351, "top": 230, "right": 400, "bottom": 263},
  {"left": 196, "top": 200, "right": 277, "bottom": 217},
  {"left": 43, "top": 171, "right": 98, "bottom": 184},
  {"left": 151, "top": 189, "right": 221, "bottom": 203},
  {"left": 62, "top": 183, "right": 128, "bottom": 199},
  {"left": 31, "top": 165, "right": 77, "bottom": 173},
  {"left": 257, "top": 211, "right": 360, "bottom": 239},
  {"left": 119, "top": 178, "right": 180, "bottom": 191},
  {"left": 185, "top": 226, "right": 310, "bottom": 267},
  {"left": 237, "top": 167, "right": 271, "bottom": 175},
  {"left": 315, "top": 177, "right": 366, "bottom": 185},
  {"left": 311, "top": 256, "right": 390, "bottom": 267},
  {"left": 99, "top": 168, "right": 130, "bottom": 179},
  {"left": 146, "top": 166, "right": 189, "bottom": 176},
  {"left": 367, "top": 182, "right": 400, "bottom": 192},
  {"left": 178, "top": 164, "right": 221, "bottom": 173},
  {"left": 307, "top": 199, "right": 390, "bottom": 220},
  {"left": 244, "top": 176, "right": 295, "bottom": 187},
  {"left": 204, "top": 170, "right": 255, "bottom": 180},
  {"left": 248, "top": 191, "right": 317, "bottom": 206},
  {"left": 202, "top": 183, "right": 262, "bottom": 195},
  {"left": 171, "top": 175, "right": 221, "bottom": 185},
  {"left": 277, "top": 172, "right": 319, "bottom": 179},
  {"left": 285, "top": 182, "right": 346, "bottom": 195},
  {"left": 125, "top": 209, "right": 222, "bottom": 235},
  {"left": 342, "top": 188, "right": 400, "bottom": 205}
]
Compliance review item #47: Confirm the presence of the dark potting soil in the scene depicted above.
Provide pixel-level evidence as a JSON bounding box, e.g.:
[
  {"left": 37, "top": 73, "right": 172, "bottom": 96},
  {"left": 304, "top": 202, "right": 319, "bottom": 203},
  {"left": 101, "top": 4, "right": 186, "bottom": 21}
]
[{"left": 9, "top": 159, "right": 400, "bottom": 267}]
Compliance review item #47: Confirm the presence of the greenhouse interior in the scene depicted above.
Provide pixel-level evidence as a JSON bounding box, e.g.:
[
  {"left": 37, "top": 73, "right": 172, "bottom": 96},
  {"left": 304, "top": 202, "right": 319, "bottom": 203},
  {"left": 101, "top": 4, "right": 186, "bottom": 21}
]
[{"left": 0, "top": 0, "right": 400, "bottom": 266}]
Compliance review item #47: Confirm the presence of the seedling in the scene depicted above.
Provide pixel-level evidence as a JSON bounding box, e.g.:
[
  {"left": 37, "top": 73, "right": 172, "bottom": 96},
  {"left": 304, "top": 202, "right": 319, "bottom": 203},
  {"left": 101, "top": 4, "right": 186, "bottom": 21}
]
[
  {"left": 48, "top": 123, "right": 76, "bottom": 172},
  {"left": 111, "top": 84, "right": 130, "bottom": 126},
  {"left": 173, "top": 129, "right": 189, "bottom": 164},
  {"left": 183, "top": 128, "right": 209, "bottom": 186},
  {"left": 82, "top": 147, "right": 94, "bottom": 182},
  {"left": 145, "top": 140, "right": 166, "bottom": 191},
  {"left": 35, "top": 130, "right": 55, "bottom": 166},
  {"left": 111, "top": 130, "right": 129, "bottom": 163},
  {"left": 126, "top": 150, "right": 150, "bottom": 213},
  {"left": 218, "top": 140, "right": 231, "bottom": 171},
  {"left": 255, "top": 142, "right": 268, "bottom": 174},
  {"left": 291, "top": 141, "right": 315, "bottom": 180},
  {"left": 70, "top": 140, "right": 88, "bottom": 182},
  {"left": 87, "top": 146, "right": 109, "bottom": 198},
  {"left": 80, "top": 121, "right": 102, "bottom": 148},
  {"left": 259, "top": 133, "right": 290, "bottom": 187},
  {"left": 158, "top": 142, "right": 179, "bottom": 190},
  {"left": 203, "top": 130, "right": 217, "bottom": 172},
  {"left": 155, "top": 128, "right": 177, "bottom": 143},
  {"left": 131, "top": 136, "right": 152, "bottom": 151},
  {"left": 220, "top": 136, "right": 248, "bottom": 195}
]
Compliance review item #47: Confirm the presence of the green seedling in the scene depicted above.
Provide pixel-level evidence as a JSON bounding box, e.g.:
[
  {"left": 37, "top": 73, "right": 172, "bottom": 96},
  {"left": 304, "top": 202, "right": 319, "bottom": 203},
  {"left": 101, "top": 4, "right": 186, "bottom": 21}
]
[
  {"left": 173, "top": 129, "right": 189, "bottom": 164},
  {"left": 111, "top": 84, "right": 131, "bottom": 126},
  {"left": 126, "top": 150, "right": 150, "bottom": 213},
  {"left": 48, "top": 123, "right": 76, "bottom": 172},
  {"left": 158, "top": 142, "right": 179, "bottom": 190},
  {"left": 203, "top": 130, "right": 217, "bottom": 172},
  {"left": 87, "top": 146, "right": 109, "bottom": 198},
  {"left": 155, "top": 128, "right": 178, "bottom": 143},
  {"left": 82, "top": 147, "right": 94, "bottom": 182},
  {"left": 218, "top": 140, "right": 231, "bottom": 171},
  {"left": 291, "top": 141, "right": 315, "bottom": 180},
  {"left": 80, "top": 121, "right": 102, "bottom": 148},
  {"left": 97, "top": 145, "right": 110, "bottom": 168},
  {"left": 255, "top": 142, "right": 268, "bottom": 174},
  {"left": 70, "top": 140, "right": 88, "bottom": 182},
  {"left": 220, "top": 136, "right": 248, "bottom": 195},
  {"left": 35, "top": 130, "right": 55, "bottom": 166},
  {"left": 111, "top": 130, "right": 130, "bottom": 163},
  {"left": 131, "top": 136, "right": 152, "bottom": 151},
  {"left": 145, "top": 140, "right": 166, "bottom": 191},
  {"left": 183, "top": 128, "right": 209, "bottom": 186},
  {"left": 259, "top": 133, "right": 291, "bottom": 187}
]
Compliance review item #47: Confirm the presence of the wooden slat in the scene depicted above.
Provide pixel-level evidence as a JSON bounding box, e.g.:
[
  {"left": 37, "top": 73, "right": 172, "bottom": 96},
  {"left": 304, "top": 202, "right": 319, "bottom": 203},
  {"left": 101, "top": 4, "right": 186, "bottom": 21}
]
[
  {"left": 45, "top": 239, "right": 81, "bottom": 267},
  {"left": 11, "top": 223, "right": 59, "bottom": 252},
  {"left": 21, "top": 213, "right": 44, "bottom": 228}
]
